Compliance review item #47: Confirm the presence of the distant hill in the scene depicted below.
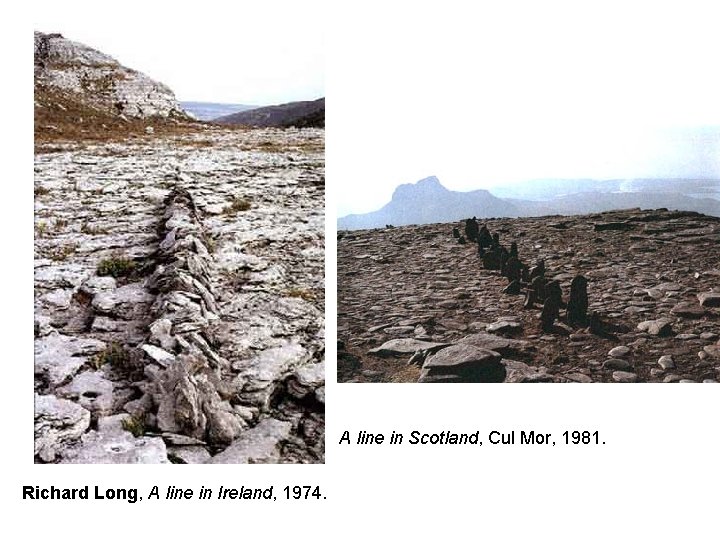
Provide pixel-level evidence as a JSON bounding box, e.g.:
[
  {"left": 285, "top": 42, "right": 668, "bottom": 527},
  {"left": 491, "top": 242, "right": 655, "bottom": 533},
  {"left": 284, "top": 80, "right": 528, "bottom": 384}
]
[
  {"left": 338, "top": 176, "right": 519, "bottom": 229},
  {"left": 180, "top": 101, "right": 257, "bottom": 121},
  {"left": 214, "top": 98, "right": 324, "bottom": 128},
  {"left": 338, "top": 176, "right": 720, "bottom": 230}
]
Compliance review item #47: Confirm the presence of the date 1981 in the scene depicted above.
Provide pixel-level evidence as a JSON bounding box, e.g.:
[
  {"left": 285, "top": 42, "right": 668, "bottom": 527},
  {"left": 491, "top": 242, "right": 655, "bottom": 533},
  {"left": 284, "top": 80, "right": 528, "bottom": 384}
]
[{"left": 563, "top": 431, "right": 603, "bottom": 444}]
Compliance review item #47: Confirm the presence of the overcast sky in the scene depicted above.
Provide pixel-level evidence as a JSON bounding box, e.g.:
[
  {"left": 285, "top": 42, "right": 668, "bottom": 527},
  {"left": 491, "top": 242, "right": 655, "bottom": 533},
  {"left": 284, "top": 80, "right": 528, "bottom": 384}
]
[
  {"left": 34, "top": 0, "right": 324, "bottom": 105},
  {"left": 329, "top": 1, "right": 720, "bottom": 216}
]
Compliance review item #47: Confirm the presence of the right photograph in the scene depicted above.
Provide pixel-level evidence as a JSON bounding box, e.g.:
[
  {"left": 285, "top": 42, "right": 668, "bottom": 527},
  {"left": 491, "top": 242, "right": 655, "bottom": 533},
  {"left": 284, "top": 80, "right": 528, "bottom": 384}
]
[{"left": 337, "top": 143, "right": 720, "bottom": 384}]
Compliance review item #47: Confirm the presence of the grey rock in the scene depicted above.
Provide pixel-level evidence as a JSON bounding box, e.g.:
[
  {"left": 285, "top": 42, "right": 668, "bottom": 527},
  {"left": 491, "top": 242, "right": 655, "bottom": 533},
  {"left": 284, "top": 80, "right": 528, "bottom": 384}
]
[
  {"left": 658, "top": 355, "right": 675, "bottom": 370},
  {"left": 62, "top": 429, "right": 169, "bottom": 464},
  {"left": 603, "top": 358, "right": 632, "bottom": 371},
  {"left": 209, "top": 419, "right": 292, "bottom": 464},
  {"left": 637, "top": 318, "right": 673, "bottom": 336},
  {"left": 670, "top": 302, "right": 706, "bottom": 318},
  {"left": 34, "top": 394, "right": 91, "bottom": 462},
  {"left": 608, "top": 346, "right": 630, "bottom": 358},
  {"left": 612, "top": 371, "right": 638, "bottom": 383},
  {"left": 79, "top": 276, "right": 117, "bottom": 295},
  {"left": 486, "top": 320, "right": 522, "bottom": 335},
  {"left": 35, "top": 333, "right": 106, "bottom": 387},
  {"left": 168, "top": 445, "right": 210, "bottom": 464},
  {"left": 424, "top": 345, "right": 501, "bottom": 369},
  {"left": 141, "top": 344, "right": 175, "bottom": 367},
  {"left": 503, "top": 359, "right": 555, "bottom": 383},
  {"left": 368, "top": 338, "right": 448, "bottom": 357},
  {"left": 564, "top": 372, "right": 594, "bottom": 383},
  {"left": 56, "top": 370, "right": 114, "bottom": 417}
]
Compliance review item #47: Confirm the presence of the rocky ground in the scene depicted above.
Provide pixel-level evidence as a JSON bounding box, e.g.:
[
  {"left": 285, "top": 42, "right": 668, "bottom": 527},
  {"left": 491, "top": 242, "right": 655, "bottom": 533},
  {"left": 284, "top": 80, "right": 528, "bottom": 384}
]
[
  {"left": 34, "top": 126, "right": 324, "bottom": 463},
  {"left": 338, "top": 209, "right": 720, "bottom": 383}
]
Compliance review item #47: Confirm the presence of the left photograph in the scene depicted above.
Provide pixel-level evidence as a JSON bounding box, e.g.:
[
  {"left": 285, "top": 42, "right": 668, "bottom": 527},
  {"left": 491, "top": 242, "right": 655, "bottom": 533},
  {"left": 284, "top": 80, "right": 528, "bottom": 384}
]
[{"left": 34, "top": 29, "right": 324, "bottom": 463}]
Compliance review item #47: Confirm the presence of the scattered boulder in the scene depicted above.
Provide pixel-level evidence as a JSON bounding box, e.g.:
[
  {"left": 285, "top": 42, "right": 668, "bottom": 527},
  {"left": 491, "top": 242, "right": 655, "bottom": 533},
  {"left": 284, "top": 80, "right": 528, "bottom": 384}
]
[
  {"left": 420, "top": 344, "right": 505, "bottom": 383},
  {"left": 637, "top": 318, "right": 673, "bottom": 337}
]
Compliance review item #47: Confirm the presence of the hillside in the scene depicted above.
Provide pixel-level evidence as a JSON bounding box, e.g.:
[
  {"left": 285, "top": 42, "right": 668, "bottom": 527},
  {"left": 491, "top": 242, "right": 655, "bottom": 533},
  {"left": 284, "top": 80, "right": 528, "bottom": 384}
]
[
  {"left": 338, "top": 208, "right": 720, "bottom": 383},
  {"left": 214, "top": 97, "right": 325, "bottom": 127},
  {"left": 34, "top": 32, "right": 194, "bottom": 143}
]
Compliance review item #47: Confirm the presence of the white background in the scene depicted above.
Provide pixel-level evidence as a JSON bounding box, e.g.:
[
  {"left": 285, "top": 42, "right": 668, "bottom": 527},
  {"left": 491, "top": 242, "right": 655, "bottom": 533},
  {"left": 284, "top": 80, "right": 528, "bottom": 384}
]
[{"left": 3, "top": 1, "right": 719, "bottom": 538}]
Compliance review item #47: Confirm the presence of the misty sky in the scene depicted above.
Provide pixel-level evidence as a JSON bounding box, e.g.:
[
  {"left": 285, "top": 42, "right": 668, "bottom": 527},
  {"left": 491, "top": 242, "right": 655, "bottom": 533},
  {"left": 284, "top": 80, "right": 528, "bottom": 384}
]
[
  {"left": 34, "top": 0, "right": 324, "bottom": 105},
  {"left": 330, "top": 2, "right": 720, "bottom": 217}
]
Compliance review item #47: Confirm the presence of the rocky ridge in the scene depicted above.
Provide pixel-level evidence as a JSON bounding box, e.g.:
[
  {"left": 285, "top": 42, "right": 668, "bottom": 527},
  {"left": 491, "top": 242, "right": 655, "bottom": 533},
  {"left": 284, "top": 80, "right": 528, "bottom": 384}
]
[
  {"left": 35, "top": 32, "right": 186, "bottom": 119},
  {"left": 338, "top": 208, "right": 720, "bottom": 383},
  {"left": 35, "top": 127, "right": 324, "bottom": 462}
]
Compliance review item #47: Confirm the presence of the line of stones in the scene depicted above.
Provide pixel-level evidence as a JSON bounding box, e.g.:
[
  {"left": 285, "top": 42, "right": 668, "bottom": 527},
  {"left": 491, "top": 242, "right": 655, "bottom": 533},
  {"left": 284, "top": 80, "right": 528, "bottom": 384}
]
[{"left": 136, "top": 186, "right": 244, "bottom": 447}]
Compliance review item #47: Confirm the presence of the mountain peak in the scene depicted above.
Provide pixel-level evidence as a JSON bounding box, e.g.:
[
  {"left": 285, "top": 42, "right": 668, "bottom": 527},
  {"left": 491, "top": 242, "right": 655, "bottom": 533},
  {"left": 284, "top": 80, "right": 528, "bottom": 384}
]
[{"left": 392, "top": 175, "right": 447, "bottom": 201}]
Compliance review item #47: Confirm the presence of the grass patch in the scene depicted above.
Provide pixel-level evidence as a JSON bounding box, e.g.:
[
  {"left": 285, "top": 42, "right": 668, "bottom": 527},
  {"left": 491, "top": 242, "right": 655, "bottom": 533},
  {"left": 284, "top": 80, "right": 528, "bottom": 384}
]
[
  {"left": 121, "top": 415, "right": 146, "bottom": 438},
  {"left": 285, "top": 287, "right": 316, "bottom": 302},
  {"left": 36, "top": 222, "right": 49, "bottom": 237},
  {"left": 97, "top": 256, "right": 136, "bottom": 278},
  {"left": 49, "top": 243, "right": 77, "bottom": 261},
  {"left": 223, "top": 196, "right": 252, "bottom": 214},
  {"left": 93, "top": 342, "right": 129, "bottom": 369}
]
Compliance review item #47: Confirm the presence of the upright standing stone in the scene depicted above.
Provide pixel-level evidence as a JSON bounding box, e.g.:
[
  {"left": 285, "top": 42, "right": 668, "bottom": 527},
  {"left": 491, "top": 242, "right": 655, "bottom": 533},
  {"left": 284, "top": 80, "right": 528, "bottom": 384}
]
[
  {"left": 540, "top": 281, "right": 562, "bottom": 332},
  {"left": 566, "top": 275, "right": 589, "bottom": 326}
]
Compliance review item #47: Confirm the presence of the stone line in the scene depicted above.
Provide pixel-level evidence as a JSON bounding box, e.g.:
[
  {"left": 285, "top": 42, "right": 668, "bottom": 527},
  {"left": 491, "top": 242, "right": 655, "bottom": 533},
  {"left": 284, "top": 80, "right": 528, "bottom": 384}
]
[{"left": 137, "top": 184, "right": 243, "bottom": 445}]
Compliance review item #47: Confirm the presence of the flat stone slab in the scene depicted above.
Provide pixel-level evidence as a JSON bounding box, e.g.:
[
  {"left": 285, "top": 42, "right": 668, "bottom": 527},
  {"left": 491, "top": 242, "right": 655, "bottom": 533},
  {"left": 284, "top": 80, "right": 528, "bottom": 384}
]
[
  {"left": 637, "top": 318, "right": 673, "bottom": 336},
  {"left": 62, "top": 430, "right": 169, "bottom": 464},
  {"left": 209, "top": 419, "right": 292, "bottom": 464},
  {"left": 670, "top": 302, "right": 707, "bottom": 318},
  {"left": 424, "top": 345, "right": 501, "bottom": 369},
  {"left": 455, "top": 333, "right": 532, "bottom": 355},
  {"left": 608, "top": 346, "right": 630, "bottom": 358},
  {"left": 56, "top": 370, "right": 114, "bottom": 417},
  {"left": 35, "top": 333, "right": 106, "bottom": 387},
  {"left": 503, "top": 359, "right": 555, "bottom": 383},
  {"left": 368, "top": 338, "right": 448, "bottom": 357},
  {"left": 612, "top": 371, "right": 638, "bottom": 383}
]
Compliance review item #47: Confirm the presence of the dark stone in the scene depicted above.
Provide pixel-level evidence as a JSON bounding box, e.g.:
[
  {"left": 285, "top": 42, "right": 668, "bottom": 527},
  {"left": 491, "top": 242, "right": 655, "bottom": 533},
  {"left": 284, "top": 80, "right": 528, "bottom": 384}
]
[
  {"left": 478, "top": 226, "right": 492, "bottom": 249},
  {"left": 464, "top": 217, "right": 479, "bottom": 242},
  {"left": 566, "top": 275, "right": 589, "bottom": 326},
  {"left": 529, "top": 259, "right": 545, "bottom": 281},
  {"left": 482, "top": 249, "right": 502, "bottom": 270},
  {"left": 503, "top": 280, "right": 522, "bottom": 295},
  {"left": 505, "top": 256, "right": 522, "bottom": 284},
  {"left": 540, "top": 281, "right": 562, "bottom": 332}
]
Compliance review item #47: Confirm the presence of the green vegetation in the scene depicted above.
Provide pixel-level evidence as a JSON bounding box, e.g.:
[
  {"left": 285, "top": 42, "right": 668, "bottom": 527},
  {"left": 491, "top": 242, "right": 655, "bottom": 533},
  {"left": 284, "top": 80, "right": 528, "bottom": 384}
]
[
  {"left": 36, "top": 222, "right": 49, "bottom": 237},
  {"left": 285, "top": 287, "right": 316, "bottom": 302},
  {"left": 223, "top": 196, "right": 252, "bottom": 214},
  {"left": 93, "top": 342, "right": 129, "bottom": 370},
  {"left": 49, "top": 243, "right": 77, "bottom": 261},
  {"left": 121, "top": 416, "right": 146, "bottom": 438},
  {"left": 97, "top": 256, "right": 136, "bottom": 278}
]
